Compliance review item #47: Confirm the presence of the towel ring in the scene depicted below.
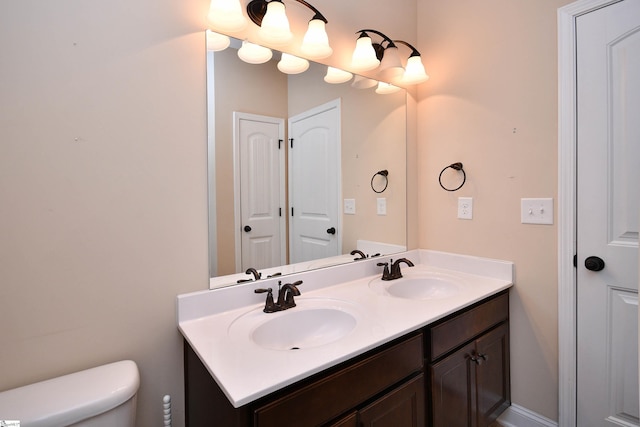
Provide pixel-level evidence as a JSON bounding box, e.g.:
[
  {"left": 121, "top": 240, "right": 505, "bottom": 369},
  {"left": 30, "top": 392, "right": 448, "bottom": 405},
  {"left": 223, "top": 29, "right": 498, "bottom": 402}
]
[
  {"left": 371, "top": 170, "right": 389, "bottom": 193},
  {"left": 438, "top": 162, "right": 466, "bottom": 192}
]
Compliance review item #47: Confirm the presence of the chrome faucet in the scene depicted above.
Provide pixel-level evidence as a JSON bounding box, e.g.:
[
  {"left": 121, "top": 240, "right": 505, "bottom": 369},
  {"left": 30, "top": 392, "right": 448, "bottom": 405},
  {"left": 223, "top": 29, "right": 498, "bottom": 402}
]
[
  {"left": 350, "top": 249, "right": 367, "bottom": 260},
  {"left": 378, "top": 258, "right": 414, "bottom": 281}
]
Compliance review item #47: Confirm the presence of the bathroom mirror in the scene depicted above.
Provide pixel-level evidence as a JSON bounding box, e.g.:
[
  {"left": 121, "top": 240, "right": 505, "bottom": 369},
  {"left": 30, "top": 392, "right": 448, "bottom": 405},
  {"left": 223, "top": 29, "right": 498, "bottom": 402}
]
[{"left": 208, "top": 37, "right": 407, "bottom": 288}]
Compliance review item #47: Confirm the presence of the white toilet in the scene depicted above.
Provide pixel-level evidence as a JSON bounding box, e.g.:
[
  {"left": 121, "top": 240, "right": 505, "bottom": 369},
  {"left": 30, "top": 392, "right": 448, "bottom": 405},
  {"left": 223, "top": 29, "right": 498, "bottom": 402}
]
[{"left": 0, "top": 360, "right": 139, "bottom": 427}]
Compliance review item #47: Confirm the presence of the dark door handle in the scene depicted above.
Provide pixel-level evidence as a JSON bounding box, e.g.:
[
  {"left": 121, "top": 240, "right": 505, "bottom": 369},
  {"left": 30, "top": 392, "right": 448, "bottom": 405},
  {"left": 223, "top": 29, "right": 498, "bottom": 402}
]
[
  {"left": 244, "top": 225, "right": 252, "bottom": 232},
  {"left": 585, "top": 256, "right": 605, "bottom": 271},
  {"left": 326, "top": 227, "right": 336, "bottom": 235}
]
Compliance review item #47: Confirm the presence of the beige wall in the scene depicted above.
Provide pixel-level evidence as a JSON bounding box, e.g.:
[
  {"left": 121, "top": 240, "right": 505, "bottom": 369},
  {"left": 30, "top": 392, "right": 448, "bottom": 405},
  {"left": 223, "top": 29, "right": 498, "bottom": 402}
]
[{"left": 416, "top": 0, "right": 573, "bottom": 421}]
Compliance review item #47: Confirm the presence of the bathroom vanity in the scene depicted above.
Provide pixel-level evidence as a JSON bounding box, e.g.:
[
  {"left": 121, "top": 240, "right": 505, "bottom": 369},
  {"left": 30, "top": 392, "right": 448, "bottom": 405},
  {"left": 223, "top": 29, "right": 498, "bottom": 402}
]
[{"left": 177, "top": 250, "right": 512, "bottom": 427}]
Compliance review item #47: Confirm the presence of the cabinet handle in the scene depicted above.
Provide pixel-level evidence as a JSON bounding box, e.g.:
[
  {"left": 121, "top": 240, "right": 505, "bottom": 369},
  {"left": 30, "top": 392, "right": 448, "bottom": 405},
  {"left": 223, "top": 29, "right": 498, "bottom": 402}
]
[{"left": 470, "top": 353, "right": 487, "bottom": 365}]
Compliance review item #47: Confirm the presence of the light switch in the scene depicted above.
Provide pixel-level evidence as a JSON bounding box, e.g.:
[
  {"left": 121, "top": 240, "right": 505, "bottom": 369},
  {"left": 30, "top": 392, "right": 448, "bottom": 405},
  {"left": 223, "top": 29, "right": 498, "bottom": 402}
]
[
  {"left": 377, "top": 198, "right": 387, "bottom": 215},
  {"left": 344, "top": 199, "right": 356, "bottom": 215},
  {"left": 521, "top": 198, "right": 553, "bottom": 224}
]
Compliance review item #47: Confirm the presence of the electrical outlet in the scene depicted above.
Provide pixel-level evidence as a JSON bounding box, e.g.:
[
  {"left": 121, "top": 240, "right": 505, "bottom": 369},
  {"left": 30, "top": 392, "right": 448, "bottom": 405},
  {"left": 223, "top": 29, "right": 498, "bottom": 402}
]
[
  {"left": 377, "top": 198, "right": 387, "bottom": 215},
  {"left": 457, "top": 197, "right": 473, "bottom": 220},
  {"left": 521, "top": 198, "right": 553, "bottom": 224},
  {"left": 344, "top": 199, "right": 356, "bottom": 215}
]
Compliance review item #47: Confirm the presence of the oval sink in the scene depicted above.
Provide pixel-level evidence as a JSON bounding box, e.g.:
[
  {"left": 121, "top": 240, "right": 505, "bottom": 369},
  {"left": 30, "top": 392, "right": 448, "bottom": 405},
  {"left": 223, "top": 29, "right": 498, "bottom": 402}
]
[
  {"left": 252, "top": 308, "right": 356, "bottom": 351},
  {"left": 369, "top": 271, "right": 465, "bottom": 300},
  {"left": 386, "top": 278, "right": 461, "bottom": 300},
  {"left": 228, "top": 298, "right": 362, "bottom": 351}
]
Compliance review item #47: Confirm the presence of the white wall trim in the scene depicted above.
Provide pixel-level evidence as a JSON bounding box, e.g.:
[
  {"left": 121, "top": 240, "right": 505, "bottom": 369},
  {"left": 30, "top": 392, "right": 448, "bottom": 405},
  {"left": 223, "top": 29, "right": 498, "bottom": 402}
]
[
  {"left": 494, "top": 404, "right": 559, "bottom": 427},
  {"left": 557, "top": 1, "right": 621, "bottom": 427}
]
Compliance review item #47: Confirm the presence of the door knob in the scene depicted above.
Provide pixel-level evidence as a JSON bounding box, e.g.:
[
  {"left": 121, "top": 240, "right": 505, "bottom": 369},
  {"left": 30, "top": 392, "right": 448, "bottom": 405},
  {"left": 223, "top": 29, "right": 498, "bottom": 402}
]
[
  {"left": 244, "top": 225, "right": 252, "bottom": 232},
  {"left": 584, "top": 256, "right": 605, "bottom": 271},
  {"left": 326, "top": 227, "right": 336, "bottom": 235}
]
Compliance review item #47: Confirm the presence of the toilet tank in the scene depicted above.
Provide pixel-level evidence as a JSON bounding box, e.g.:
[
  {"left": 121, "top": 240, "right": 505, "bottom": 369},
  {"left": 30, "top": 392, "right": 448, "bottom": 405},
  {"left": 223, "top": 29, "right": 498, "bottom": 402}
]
[{"left": 0, "top": 360, "right": 139, "bottom": 427}]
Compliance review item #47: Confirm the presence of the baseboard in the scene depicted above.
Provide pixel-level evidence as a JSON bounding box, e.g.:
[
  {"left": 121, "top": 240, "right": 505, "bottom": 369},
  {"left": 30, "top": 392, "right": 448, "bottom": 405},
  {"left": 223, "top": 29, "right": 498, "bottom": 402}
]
[{"left": 491, "top": 404, "right": 558, "bottom": 427}]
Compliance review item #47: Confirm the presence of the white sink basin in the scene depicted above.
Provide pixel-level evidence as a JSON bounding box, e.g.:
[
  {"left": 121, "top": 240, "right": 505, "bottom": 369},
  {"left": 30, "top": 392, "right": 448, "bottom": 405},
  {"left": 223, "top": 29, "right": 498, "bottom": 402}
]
[
  {"left": 369, "top": 271, "right": 466, "bottom": 300},
  {"left": 228, "top": 298, "right": 362, "bottom": 351}
]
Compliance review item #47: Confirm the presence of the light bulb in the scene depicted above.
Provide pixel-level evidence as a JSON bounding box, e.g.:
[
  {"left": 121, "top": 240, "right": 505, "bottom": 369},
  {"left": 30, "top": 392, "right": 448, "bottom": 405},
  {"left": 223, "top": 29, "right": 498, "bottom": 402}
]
[
  {"left": 378, "top": 46, "right": 404, "bottom": 81},
  {"left": 403, "top": 55, "right": 429, "bottom": 84},
  {"left": 207, "top": 0, "right": 248, "bottom": 32},
  {"left": 350, "top": 34, "right": 380, "bottom": 72},
  {"left": 237, "top": 40, "right": 273, "bottom": 64},
  {"left": 351, "top": 75, "right": 378, "bottom": 89},
  {"left": 259, "top": 1, "right": 292, "bottom": 45},
  {"left": 301, "top": 19, "right": 333, "bottom": 59},
  {"left": 206, "top": 31, "right": 231, "bottom": 51},
  {"left": 277, "top": 53, "right": 309, "bottom": 74},
  {"left": 324, "top": 67, "right": 353, "bottom": 84},
  {"left": 375, "top": 82, "right": 402, "bottom": 95}
]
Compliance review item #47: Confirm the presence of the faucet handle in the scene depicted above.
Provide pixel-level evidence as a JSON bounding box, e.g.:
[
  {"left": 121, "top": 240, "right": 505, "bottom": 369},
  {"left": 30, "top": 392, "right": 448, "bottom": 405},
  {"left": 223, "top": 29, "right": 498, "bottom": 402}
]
[
  {"left": 377, "top": 262, "right": 393, "bottom": 281},
  {"left": 254, "top": 288, "right": 279, "bottom": 313}
]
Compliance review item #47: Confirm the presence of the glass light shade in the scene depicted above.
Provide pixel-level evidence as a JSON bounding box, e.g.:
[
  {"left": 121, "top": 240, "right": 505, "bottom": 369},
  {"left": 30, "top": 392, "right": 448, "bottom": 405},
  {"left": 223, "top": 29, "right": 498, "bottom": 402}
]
[
  {"left": 207, "top": 0, "right": 248, "bottom": 32},
  {"left": 206, "top": 30, "right": 231, "bottom": 51},
  {"left": 350, "top": 36, "right": 380, "bottom": 72},
  {"left": 351, "top": 75, "right": 378, "bottom": 89},
  {"left": 378, "top": 46, "right": 404, "bottom": 81},
  {"left": 259, "top": 1, "right": 293, "bottom": 45},
  {"left": 324, "top": 67, "right": 353, "bottom": 84},
  {"left": 300, "top": 19, "right": 333, "bottom": 59},
  {"left": 403, "top": 56, "right": 429, "bottom": 84},
  {"left": 375, "top": 82, "right": 402, "bottom": 95},
  {"left": 277, "top": 53, "right": 309, "bottom": 74},
  {"left": 237, "top": 40, "right": 273, "bottom": 64}
]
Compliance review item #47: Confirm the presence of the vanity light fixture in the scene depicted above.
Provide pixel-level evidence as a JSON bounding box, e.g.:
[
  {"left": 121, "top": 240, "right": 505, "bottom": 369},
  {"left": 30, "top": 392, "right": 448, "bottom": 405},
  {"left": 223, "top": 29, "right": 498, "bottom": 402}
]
[
  {"left": 237, "top": 40, "right": 273, "bottom": 64},
  {"left": 277, "top": 52, "right": 309, "bottom": 74},
  {"left": 246, "top": 0, "right": 333, "bottom": 58},
  {"left": 393, "top": 40, "right": 429, "bottom": 85},
  {"left": 208, "top": 0, "right": 248, "bottom": 32},
  {"left": 350, "top": 31, "right": 381, "bottom": 72},
  {"left": 324, "top": 67, "right": 353, "bottom": 84},
  {"left": 206, "top": 30, "right": 231, "bottom": 51},
  {"left": 350, "top": 29, "right": 429, "bottom": 85}
]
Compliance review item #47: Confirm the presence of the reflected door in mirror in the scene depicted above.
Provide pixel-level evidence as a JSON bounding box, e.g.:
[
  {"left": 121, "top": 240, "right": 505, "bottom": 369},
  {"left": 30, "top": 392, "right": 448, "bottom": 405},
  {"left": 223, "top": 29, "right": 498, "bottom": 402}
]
[{"left": 288, "top": 100, "right": 341, "bottom": 263}]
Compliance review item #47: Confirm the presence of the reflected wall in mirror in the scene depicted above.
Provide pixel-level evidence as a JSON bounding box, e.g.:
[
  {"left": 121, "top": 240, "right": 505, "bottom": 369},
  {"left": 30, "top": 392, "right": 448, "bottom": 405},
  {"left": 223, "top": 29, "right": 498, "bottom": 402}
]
[{"left": 208, "top": 38, "right": 407, "bottom": 287}]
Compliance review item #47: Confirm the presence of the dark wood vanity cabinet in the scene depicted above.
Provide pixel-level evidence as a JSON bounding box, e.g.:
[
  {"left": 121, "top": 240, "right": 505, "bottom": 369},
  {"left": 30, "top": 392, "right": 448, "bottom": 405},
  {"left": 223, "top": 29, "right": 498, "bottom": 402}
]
[
  {"left": 184, "top": 290, "right": 509, "bottom": 427},
  {"left": 429, "top": 292, "right": 510, "bottom": 427},
  {"left": 185, "top": 332, "right": 425, "bottom": 427}
]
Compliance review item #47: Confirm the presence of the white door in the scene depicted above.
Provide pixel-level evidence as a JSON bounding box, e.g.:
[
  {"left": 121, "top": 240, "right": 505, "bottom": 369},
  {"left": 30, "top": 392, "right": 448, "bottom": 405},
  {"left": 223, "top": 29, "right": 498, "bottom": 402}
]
[
  {"left": 288, "top": 100, "right": 341, "bottom": 264},
  {"left": 234, "top": 112, "right": 286, "bottom": 271},
  {"left": 576, "top": 1, "right": 640, "bottom": 425}
]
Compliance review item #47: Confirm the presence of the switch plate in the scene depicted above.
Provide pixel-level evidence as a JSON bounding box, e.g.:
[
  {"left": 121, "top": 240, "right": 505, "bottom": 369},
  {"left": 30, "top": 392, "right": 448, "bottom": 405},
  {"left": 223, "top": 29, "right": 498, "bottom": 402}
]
[
  {"left": 377, "top": 198, "right": 387, "bottom": 215},
  {"left": 457, "top": 197, "right": 473, "bottom": 220},
  {"left": 521, "top": 198, "right": 553, "bottom": 224},
  {"left": 344, "top": 199, "right": 356, "bottom": 215}
]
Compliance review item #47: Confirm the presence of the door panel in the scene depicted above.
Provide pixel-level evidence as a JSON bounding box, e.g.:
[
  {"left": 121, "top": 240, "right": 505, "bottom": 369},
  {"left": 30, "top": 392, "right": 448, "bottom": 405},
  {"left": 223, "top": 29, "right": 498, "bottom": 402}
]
[
  {"left": 235, "top": 113, "right": 286, "bottom": 271},
  {"left": 576, "top": 1, "right": 640, "bottom": 425},
  {"left": 288, "top": 100, "right": 340, "bottom": 264}
]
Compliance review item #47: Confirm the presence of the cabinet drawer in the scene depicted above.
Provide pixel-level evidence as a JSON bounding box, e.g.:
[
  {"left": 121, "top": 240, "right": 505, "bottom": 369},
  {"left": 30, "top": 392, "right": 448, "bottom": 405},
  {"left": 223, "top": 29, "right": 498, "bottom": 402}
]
[
  {"left": 430, "top": 292, "right": 508, "bottom": 360},
  {"left": 254, "top": 333, "right": 424, "bottom": 427}
]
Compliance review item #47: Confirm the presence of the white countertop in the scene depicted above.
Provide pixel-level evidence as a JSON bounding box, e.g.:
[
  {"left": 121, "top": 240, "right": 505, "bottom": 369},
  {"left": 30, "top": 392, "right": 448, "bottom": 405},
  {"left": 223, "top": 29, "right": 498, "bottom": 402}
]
[{"left": 177, "top": 250, "right": 513, "bottom": 407}]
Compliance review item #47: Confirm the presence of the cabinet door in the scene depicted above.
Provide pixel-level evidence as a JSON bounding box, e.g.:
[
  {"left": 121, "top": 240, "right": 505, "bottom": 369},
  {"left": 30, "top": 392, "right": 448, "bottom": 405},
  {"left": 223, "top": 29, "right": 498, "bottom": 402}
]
[
  {"left": 474, "top": 323, "right": 510, "bottom": 427},
  {"left": 430, "top": 342, "right": 476, "bottom": 427},
  {"left": 358, "top": 374, "right": 425, "bottom": 427},
  {"left": 328, "top": 412, "right": 357, "bottom": 427}
]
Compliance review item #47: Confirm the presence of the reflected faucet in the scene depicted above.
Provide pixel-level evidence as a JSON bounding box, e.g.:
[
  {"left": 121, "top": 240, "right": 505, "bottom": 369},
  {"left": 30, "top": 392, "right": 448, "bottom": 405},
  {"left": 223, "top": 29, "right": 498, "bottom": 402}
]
[
  {"left": 350, "top": 249, "right": 367, "bottom": 260},
  {"left": 246, "top": 268, "right": 261, "bottom": 281}
]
